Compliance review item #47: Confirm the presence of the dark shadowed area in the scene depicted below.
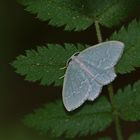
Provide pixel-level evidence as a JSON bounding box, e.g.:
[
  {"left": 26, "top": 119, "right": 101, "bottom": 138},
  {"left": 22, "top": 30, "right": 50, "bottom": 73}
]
[{"left": 0, "top": 1, "right": 140, "bottom": 140}]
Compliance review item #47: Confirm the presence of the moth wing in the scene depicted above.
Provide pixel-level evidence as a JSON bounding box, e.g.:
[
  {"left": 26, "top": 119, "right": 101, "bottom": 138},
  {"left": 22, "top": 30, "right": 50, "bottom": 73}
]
[
  {"left": 95, "top": 67, "right": 116, "bottom": 85},
  {"left": 78, "top": 41, "right": 124, "bottom": 70},
  {"left": 87, "top": 77, "right": 103, "bottom": 101},
  {"left": 82, "top": 62, "right": 117, "bottom": 85},
  {"left": 62, "top": 61, "right": 91, "bottom": 111}
]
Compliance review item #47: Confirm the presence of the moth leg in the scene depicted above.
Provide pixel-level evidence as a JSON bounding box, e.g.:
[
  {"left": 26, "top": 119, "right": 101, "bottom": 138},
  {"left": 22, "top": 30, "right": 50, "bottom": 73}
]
[{"left": 60, "top": 66, "right": 67, "bottom": 70}]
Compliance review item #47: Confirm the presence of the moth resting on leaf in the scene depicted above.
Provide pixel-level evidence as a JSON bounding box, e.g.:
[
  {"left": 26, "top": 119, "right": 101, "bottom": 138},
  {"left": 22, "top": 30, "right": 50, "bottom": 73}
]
[{"left": 62, "top": 41, "right": 124, "bottom": 111}]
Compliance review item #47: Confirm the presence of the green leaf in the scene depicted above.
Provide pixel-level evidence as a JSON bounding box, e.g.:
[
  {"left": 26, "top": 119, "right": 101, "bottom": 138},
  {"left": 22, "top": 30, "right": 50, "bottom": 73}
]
[
  {"left": 97, "top": 137, "right": 112, "bottom": 140},
  {"left": 18, "top": 0, "right": 140, "bottom": 31},
  {"left": 110, "top": 20, "right": 140, "bottom": 74},
  {"left": 114, "top": 80, "right": 140, "bottom": 121},
  {"left": 129, "top": 133, "right": 140, "bottom": 140},
  {"left": 24, "top": 97, "right": 113, "bottom": 138},
  {"left": 12, "top": 44, "right": 85, "bottom": 86}
]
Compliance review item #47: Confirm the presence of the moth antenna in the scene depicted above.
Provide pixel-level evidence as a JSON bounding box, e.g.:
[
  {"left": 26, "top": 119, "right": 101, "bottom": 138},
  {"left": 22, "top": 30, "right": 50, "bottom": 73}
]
[{"left": 59, "top": 75, "right": 65, "bottom": 79}]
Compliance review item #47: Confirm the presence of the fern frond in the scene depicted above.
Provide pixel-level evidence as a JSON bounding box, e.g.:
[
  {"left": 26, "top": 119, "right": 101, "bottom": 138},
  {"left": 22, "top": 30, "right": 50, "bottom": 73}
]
[
  {"left": 114, "top": 80, "right": 140, "bottom": 121},
  {"left": 129, "top": 133, "right": 140, "bottom": 140},
  {"left": 110, "top": 20, "right": 140, "bottom": 74},
  {"left": 12, "top": 44, "right": 85, "bottom": 86},
  {"left": 18, "top": 0, "right": 140, "bottom": 31},
  {"left": 23, "top": 97, "right": 112, "bottom": 138}
]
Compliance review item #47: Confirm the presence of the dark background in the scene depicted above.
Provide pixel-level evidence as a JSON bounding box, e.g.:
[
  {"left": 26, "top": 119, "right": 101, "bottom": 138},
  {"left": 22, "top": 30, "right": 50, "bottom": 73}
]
[{"left": 1, "top": 1, "right": 140, "bottom": 140}]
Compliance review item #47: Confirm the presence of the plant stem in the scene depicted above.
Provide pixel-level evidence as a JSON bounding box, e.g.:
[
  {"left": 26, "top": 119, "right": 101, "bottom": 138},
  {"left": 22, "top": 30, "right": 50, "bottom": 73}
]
[
  {"left": 94, "top": 21, "right": 124, "bottom": 140},
  {"left": 108, "top": 85, "right": 124, "bottom": 140},
  {"left": 95, "top": 21, "right": 103, "bottom": 43}
]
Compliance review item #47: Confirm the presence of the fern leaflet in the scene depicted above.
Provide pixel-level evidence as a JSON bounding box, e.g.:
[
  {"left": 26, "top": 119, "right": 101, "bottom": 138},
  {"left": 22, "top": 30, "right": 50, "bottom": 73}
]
[
  {"left": 23, "top": 97, "right": 112, "bottom": 138},
  {"left": 129, "top": 133, "right": 140, "bottom": 140},
  {"left": 110, "top": 20, "right": 140, "bottom": 74},
  {"left": 114, "top": 80, "right": 140, "bottom": 121},
  {"left": 12, "top": 44, "right": 85, "bottom": 86},
  {"left": 18, "top": 0, "right": 140, "bottom": 31}
]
